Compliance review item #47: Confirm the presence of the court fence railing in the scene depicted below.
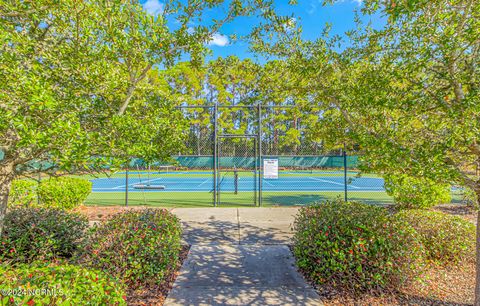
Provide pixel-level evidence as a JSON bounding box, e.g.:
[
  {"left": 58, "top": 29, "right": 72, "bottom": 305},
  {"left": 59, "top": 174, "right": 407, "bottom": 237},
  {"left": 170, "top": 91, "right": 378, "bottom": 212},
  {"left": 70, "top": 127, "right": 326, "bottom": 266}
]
[{"left": 84, "top": 151, "right": 390, "bottom": 207}]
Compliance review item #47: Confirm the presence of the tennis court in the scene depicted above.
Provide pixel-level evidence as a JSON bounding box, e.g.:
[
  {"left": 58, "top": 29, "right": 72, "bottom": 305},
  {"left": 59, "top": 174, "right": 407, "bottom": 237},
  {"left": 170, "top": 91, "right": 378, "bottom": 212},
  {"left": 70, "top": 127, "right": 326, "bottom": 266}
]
[
  {"left": 90, "top": 171, "right": 385, "bottom": 192},
  {"left": 91, "top": 171, "right": 384, "bottom": 192},
  {"left": 83, "top": 169, "right": 391, "bottom": 206}
]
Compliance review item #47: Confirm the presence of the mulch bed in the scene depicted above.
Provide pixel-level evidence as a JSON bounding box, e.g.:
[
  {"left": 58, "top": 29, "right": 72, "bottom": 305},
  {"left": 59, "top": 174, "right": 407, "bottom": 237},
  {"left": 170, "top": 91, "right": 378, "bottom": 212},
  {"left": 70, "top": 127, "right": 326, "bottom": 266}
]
[
  {"left": 309, "top": 262, "right": 474, "bottom": 305},
  {"left": 74, "top": 205, "right": 166, "bottom": 221},
  {"left": 434, "top": 204, "right": 477, "bottom": 224},
  {"left": 126, "top": 245, "right": 190, "bottom": 306}
]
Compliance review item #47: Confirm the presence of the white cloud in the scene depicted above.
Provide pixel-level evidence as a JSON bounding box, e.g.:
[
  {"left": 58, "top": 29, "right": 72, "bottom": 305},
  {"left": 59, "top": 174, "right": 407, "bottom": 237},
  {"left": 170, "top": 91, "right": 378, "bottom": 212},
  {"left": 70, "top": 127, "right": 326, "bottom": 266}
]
[
  {"left": 352, "top": 0, "right": 363, "bottom": 5},
  {"left": 143, "top": 0, "right": 164, "bottom": 16},
  {"left": 208, "top": 33, "right": 229, "bottom": 47},
  {"left": 307, "top": 1, "right": 319, "bottom": 14}
]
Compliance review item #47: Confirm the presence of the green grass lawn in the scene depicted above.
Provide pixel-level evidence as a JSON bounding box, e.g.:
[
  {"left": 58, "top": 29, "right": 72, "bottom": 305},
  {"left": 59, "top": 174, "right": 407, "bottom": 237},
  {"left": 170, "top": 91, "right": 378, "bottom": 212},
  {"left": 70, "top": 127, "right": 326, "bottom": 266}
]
[{"left": 85, "top": 190, "right": 394, "bottom": 207}]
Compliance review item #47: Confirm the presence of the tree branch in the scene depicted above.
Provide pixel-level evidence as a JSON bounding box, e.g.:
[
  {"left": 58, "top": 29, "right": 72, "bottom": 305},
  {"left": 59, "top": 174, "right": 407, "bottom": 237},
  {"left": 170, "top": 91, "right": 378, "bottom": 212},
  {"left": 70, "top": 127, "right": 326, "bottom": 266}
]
[{"left": 117, "top": 62, "right": 153, "bottom": 115}]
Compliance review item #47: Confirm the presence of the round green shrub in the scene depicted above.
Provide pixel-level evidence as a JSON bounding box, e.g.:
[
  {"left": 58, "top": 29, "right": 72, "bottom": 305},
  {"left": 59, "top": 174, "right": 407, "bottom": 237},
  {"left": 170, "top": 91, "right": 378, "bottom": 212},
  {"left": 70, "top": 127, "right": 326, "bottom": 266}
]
[
  {"left": 0, "top": 263, "right": 126, "bottom": 305},
  {"left": 395, "top": 209, "right": 475, "bottom": 265},
  {"left": 384, "top": 174, "right": 451, "bottom": 209},
  {"left": 0, "top": 207, "right": 88, "bottom": 263},
  {"left": 38, "top": 177, "right": 92, "bottom": 209},
  {"left": 292, "top": 199, "right": 425, "bottom": 293},
  {"left": 81, "top": 208, "right": 182, "bottom": 288},
  {"left": 8, "top": 180, "right": 38, "bottom": 208}
]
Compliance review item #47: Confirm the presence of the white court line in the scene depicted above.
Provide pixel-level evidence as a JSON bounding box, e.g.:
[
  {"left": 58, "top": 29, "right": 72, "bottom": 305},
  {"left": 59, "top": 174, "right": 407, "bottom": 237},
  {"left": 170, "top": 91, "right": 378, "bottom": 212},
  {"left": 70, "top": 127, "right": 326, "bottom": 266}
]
[
  {"left": 112, "top": 177, "right": 163, "bottom": 189},
  {"left": 196, "top": 179, "right": 210, "bottom": 187},
  {"left": 308, "top": 177, "right": 360, "bottom": 189},
  {"left": 263, "top": 180, "right": 275, "bottom": 186}
]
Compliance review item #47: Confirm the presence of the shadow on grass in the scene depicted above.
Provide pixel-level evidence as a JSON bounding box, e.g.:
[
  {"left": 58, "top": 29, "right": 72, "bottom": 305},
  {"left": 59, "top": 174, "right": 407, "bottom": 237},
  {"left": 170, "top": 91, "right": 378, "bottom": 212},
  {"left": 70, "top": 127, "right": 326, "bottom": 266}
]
[{"left": 263, "top": 194, "right": 331, "bottom": 206}]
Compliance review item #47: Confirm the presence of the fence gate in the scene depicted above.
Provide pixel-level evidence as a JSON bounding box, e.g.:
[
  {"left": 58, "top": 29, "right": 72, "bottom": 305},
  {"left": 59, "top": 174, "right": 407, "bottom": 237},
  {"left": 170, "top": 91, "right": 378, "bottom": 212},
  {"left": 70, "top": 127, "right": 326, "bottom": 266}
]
[{"left": 216, "top": 135, "right": 258, "bottom": 206}]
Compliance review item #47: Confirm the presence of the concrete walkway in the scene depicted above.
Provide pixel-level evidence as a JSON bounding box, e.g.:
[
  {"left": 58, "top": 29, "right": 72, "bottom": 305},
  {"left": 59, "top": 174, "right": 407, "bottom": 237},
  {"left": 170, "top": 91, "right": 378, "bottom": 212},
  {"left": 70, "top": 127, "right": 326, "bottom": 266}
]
[
  {"left": 164, "top": 208, "right": 321, "bottom": 306},
  {"left": 170, "top": 207, "right": 299, "bottom": 245}
]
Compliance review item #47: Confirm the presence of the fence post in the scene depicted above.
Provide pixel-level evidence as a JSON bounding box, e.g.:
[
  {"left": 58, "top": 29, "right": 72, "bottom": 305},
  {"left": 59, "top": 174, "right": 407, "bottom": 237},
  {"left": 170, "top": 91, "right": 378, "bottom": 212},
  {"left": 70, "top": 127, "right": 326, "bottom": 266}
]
[
  {"left": 343, "top": 147, "right": 348, "bottom": 202},
  {"left": 257, "top": 103, "right": 262, "bottom": 207},
  {"left": 213, "top": 103, "right": 218, "bottom": 207},
  {"left": 125, "top": 167, "right": 129, "bottom": 207}
]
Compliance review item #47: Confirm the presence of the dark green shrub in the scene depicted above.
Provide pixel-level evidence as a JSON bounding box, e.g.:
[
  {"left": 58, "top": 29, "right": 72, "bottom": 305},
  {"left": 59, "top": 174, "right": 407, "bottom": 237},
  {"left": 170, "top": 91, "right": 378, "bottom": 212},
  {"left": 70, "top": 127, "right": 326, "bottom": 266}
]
[
  {"left": 0, "top": 263, "right": 126, "bottom": 305},
  {"left": 396, "top": 209, "right": 475, "bottom": 265},
  {"left": 8, "top": 180, "right": 38, "bottom": 207},
  {"left": 38, "top": 177, "right": 92, "bottom": 209},
  {"left": 81, "top": 208, "right": 182, "bottom": 288},
  {"left": 292, "top": 199, "right": 424, "bottom": 293},
  {"left": 384, "top": 174, "right": 451, "bottom": 209},
  {"left": 0, "top": 208, "right": 88, "bottom": 263}
]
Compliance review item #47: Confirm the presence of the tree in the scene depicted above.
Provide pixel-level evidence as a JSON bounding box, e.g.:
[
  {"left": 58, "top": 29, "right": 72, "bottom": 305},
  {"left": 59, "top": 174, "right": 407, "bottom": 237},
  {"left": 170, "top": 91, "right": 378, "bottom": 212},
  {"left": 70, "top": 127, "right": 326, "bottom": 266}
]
[
  {"left": 162, "top": 56, "right": 328, "bottom": 157},
  {"left": 0, "top": 0, "right": 282, "bottom": 237},
  {"left": 300, "top": 0, "right": 480, "bottom": 302}
]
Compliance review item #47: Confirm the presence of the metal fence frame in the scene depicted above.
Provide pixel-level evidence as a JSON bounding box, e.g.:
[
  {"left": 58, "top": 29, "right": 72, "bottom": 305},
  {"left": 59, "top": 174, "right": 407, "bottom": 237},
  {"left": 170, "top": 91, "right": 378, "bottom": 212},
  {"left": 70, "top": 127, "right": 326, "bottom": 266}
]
[{"left": 170, "top": 103, "right": 350, "bottom": 207}]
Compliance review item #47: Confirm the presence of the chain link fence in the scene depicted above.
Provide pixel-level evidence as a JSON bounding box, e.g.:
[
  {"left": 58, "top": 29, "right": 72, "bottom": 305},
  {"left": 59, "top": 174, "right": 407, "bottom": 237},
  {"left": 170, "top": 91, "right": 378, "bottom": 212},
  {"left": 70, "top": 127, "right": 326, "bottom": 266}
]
[{"left": 80, "top": 105, "right": 394, "bottom": 207}]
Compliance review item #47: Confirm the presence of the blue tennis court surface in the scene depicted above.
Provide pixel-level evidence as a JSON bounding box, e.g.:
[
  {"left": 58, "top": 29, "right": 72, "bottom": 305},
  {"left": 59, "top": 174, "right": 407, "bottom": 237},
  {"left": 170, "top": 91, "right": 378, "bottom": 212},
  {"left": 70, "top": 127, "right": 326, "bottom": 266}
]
[{"left": 91, "top": 174, "right": 385, "bottom": 192}]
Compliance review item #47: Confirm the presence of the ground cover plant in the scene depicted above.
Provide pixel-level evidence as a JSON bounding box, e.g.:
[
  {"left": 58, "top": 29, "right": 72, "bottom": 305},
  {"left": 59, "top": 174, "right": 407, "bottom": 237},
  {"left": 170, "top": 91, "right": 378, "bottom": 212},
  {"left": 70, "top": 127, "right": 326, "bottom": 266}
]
[
  {"left": 0, "top": 263, "right": 126, "bottom": 305},
  {"left": 81, "top": 208, "right": 183, "bottom": 288},
  {"left": 292, "top": 199, "right": 476, "bottom": 304},
  {"left": 0, "top": 207, "right": 88, "bottom": 263},
  {"left": 0, "top": 206, "right": 186, "bottom": 304},
  {"left": 292, "top": 199, "right": 425, "bottom": 293}
]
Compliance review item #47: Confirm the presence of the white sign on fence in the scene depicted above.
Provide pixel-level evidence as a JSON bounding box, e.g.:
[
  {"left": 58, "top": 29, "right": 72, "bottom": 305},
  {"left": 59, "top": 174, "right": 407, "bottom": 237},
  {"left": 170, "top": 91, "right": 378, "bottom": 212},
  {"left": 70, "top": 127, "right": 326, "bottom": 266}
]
[{"left": 263, "top": 159, "right": 279, "bottom": 179}]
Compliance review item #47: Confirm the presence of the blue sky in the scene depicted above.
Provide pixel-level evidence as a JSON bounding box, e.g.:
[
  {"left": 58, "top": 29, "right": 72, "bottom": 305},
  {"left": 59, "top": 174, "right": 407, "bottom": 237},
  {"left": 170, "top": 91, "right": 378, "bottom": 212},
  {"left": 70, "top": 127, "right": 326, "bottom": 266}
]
[{"left": 140, "top": 0, "right": 385, "bottom": 62}]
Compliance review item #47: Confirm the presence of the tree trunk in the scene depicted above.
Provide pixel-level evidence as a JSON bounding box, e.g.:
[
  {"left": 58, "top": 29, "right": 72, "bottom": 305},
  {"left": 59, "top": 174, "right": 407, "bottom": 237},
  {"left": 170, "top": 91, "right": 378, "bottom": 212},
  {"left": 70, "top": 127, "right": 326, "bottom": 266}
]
[
  {"left": 0, "top": 162, "right": 14, "bottom": 238},
  {"left": 475, "top": 187, "right": 480, "bottom": 306}
]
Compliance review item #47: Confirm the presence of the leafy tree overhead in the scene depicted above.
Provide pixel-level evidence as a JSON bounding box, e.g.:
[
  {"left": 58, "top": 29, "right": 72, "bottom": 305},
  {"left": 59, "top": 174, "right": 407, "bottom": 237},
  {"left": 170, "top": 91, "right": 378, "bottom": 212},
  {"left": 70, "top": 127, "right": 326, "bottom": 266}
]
[
  {"left": 295, "top": 0, "right": 480, "bottom": 302},
  {"left": 0, "top": 0, "right": 286, "bottom": 237}
]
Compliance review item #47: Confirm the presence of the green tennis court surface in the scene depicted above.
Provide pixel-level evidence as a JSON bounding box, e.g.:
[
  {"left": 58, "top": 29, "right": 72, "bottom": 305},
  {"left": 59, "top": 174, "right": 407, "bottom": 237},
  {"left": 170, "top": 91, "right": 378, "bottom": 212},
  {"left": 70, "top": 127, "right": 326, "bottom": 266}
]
[{"left": 83, "top": 170, "right": 392, "bottom": 207}]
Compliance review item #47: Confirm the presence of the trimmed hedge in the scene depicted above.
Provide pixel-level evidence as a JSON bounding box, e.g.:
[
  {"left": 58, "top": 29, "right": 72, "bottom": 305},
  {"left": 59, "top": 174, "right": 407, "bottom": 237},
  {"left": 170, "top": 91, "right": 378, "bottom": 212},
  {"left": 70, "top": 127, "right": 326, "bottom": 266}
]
[
  {"left": 38, "top": 177, "right": 92, "bottom": 209},
  {"left": 384, "top": 174, "right": 451, "bottom": 209},
  {"left": 8, "top": 180, "right": 38, "bottom": 207},
  {"left": 81, "top": 208, "right": 182, "bottom": 288},
  {"left": 0, "top": 263, "right": 126, "bottom": 305},
  {"left": 293, "top": 199, "right": 425, "bottom": 292},
  {"left": 0, "top": 208, "right": 88, "bottom": 263},
  {"left": 396, "top": 209, "right": 475, "bottom": 265}
]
